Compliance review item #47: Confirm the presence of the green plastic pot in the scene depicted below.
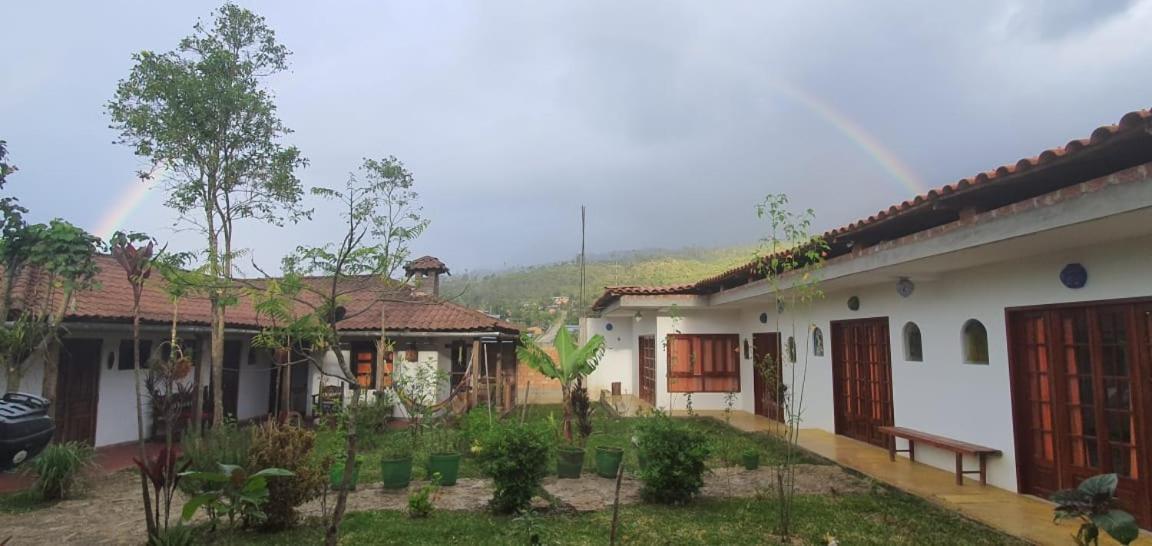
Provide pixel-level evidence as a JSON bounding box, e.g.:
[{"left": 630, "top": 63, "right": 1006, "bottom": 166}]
[
  {"left": 742, "top": 451, "right": 760, "bottom": 470},
  {"left": 595, "top": 446, "right": 624, "bottom": 479},
  {"left": 329, "top": 457, "right": 362, "bottom": 491},
  {"left": 427, "top": 452, "right": 461, "bottom": 486},
  {"left": 381, "top": 455, "right": 414, "bottom": 490},
  {"left": 557, "top": 447, "right": 585, "bottom": 479}
]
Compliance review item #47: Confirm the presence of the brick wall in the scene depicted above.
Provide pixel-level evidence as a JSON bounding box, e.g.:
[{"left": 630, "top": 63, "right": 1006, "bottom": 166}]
[{"left": 515, "top": 346, "right": 563, "bottom": 404}]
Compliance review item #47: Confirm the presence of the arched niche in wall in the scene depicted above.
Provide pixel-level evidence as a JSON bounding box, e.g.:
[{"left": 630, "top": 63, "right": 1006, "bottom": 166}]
[
  {"left": 962, "top": 319, "right": 989, "bottom": 365},
  {"left": 903, "top": 322, "right": 923, "bottom": 362}
]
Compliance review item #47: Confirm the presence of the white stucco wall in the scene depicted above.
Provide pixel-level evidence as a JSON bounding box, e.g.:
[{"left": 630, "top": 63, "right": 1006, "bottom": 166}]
[{"left": 585, "top": 232, "right": 1152, "bottom": 492}]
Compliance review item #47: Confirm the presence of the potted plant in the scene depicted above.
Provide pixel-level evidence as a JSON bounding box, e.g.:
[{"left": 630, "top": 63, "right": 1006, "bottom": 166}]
[
  {"left": 518, "top": 328, "right": 605, "bottom": 479},
  {"left": 741, "top": 448, "right": 760, "bottom": 470},
  {"left": 381, "top": 435, "right": 415, "bottom": 490},
  {"left": 328, "top": 446, "right": 363, "bottom": 491},
  {"left": 426, "top": 425, "right": 461, "bottom": 486},
  {"left": 595, "top": 445, "right": 624, "bottom": 479}
]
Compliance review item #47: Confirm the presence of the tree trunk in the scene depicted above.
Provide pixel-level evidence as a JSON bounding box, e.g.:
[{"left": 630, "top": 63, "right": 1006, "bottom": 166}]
[
  {"left": 4, "top": 363, "right": 21, "bottom": 394},
  {"left": 210, "top": 302, "right": 225, "bottom": 426},
  {"left": 192, "top": 339, "right": 204, "bottom": 436},
  {"left": 325, "top": 347, "right": 359, "bottom": 546},
  {"left": 39, "top": 341, "right": 60, "bottom": 418},
  {"left": 132, "top": 294, "right": 157, "bottom": 537}
]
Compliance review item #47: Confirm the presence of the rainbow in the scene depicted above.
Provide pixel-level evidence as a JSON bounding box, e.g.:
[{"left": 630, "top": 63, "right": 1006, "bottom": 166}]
[
  {"left": 769, "top": 80, "right": 925, "bottom": 195},
  {"left": 92, "top": 163, "right": 164, "bottom": 240}
]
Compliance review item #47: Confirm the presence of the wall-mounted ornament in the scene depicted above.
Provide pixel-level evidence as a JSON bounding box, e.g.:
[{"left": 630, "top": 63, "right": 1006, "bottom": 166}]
[
  {"left": 605, "top": 322, "right": 614, "bottom": 331},
  {"left": 776, "top": 300, "right": 786, "bottom": 314},
  {"left": 896, "top": 277, "right": 914, "bottom": 298},
  {"left": 759, "top": 312, "right": 769, "bottom": 324},
  {"left": 847, "top": 296, "right": 860, "bottom": 311},
  {"left": 1060, "top": 263, "right": 1087, "bottom": 289},
  {"left": 743, "top": 338, "right": 751, "bottom": 359}
]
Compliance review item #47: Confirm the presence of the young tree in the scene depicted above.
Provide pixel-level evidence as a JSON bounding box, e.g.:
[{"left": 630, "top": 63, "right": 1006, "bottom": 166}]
[
  {"left": 517, "top": 327, "right": 605, "bottom": 443},
  {"left": 254, "top": 157, "right": 426, "bottom": 545},
  {"left": 0, "top": 143, "right": 101, "bottom": 396},
  {"left": 752, "top": 194, "right": 827, "bottom": 542},
  {"left": 109, "top": 232, "right": 159, "bottom": 538},
  {"left": 107, "top": 3, "right": 308, "bottom": 429}
]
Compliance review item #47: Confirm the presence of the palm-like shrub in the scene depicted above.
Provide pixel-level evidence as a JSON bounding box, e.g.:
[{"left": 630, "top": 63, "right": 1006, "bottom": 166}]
[
  {"left": 28, "top": 441, "right": 94, "bottom": 500},
  {"left": 516, "top": 327, "right": 604, "bottom": 443}
]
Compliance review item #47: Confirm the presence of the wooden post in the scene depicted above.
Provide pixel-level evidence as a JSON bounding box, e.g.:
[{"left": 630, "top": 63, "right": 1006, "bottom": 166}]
[
  {"left": 495, "top": 341, "right": 504, "bottom": 410},
  {"left": 468, "top": 340, "right": 481, "bottom": 409},
  {"left": 276, "top": 348, "right": 291, "bottom": 420}
]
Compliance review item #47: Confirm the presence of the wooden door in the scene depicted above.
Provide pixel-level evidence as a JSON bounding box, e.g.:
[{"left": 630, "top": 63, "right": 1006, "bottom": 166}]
[
  {"left": 831, "top": 318, "right": 893, "bottom": 448},
  {"left": 752, "top": 333, "right": 783, "bottom": 421},
  {"left": 221, "top": 340, "right": 242, "bottom": 419},
  {"left": 638, "top": 336, "right": 656, "bottom": 405},
  {"left": 1009, "top": 303, "right": 1152, "bottom": 526},
  {"left": 56, "top": 338, "right": 103, "bottom": 445}
]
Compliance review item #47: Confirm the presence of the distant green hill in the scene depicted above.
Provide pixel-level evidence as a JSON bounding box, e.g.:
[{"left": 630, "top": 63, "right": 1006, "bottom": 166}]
[{"left": 443, "top": 246, "right": 754, "bottom": 328}]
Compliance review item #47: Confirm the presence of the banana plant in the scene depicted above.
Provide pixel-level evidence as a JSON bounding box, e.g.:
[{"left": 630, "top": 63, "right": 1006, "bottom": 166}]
[{"left": 516, "top": 327, "right": 605, "bottom": 443}]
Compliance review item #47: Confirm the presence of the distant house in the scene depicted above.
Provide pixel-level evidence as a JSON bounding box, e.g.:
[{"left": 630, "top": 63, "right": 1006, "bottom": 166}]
[
  {"left": 583, "top": 109, "right": 1152, "bottom": 526},
  {"left": 1, "top": 256, "right": 518, "bottom": 448}
]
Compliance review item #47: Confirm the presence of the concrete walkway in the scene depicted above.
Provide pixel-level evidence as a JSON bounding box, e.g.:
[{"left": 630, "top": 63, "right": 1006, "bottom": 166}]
[{"left": 683, "top": 409, "right": 1150, "bottom": 546}]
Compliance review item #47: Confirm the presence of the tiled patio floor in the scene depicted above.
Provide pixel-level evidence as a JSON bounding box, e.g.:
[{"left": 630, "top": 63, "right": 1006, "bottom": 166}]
[{"left": 681, "top": 409, "right": 1150, "bottom": 546}]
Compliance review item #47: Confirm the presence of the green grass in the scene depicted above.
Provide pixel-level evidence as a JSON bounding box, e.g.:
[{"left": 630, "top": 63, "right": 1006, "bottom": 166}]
[
  {"left": 205, "top": 489, "right": 1024, "bottom": 545},
  {"left": 0, "top": 489, "right": 56, "bottom": 514},
  {"left": 314, "top": 404, "right": 825, "bottom": 484}
]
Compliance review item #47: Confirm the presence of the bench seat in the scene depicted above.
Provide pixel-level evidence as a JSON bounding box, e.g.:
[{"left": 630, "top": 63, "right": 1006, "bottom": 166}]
[{"left": 877, "top": 426, "right": 1001, "bottom": 485}]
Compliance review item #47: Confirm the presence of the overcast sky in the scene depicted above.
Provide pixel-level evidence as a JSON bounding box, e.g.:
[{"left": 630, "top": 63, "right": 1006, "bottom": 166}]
[{"left": 3, "top": 0, "right": 1150, "bottom": 274}]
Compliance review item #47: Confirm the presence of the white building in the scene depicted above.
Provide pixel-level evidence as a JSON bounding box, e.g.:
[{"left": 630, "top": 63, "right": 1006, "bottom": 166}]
[
  {"left": 583, "top": 109, "right": 1152, "bottom": 527},
  {"left": 2, "top": 256, "right": 518, "bottom": 448}
]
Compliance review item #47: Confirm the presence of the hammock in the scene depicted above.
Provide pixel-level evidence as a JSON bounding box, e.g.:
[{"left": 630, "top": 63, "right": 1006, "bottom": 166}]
[{"left": 389, "top": 358, "right": 476, "bottom": 416}]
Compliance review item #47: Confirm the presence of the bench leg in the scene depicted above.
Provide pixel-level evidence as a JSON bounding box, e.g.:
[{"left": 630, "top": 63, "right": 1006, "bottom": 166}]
[
  {"left": 955, "top": 453, "right": 963, "bottom": 486},
  {"left": 979, "top": 454, "right": 987, "bottom": 485},
  {"left": 908, "top": 440, "right": 915, "bottom": 462},
  {"left": 889, "top": 438, "right": 896, "bottom": 462}
]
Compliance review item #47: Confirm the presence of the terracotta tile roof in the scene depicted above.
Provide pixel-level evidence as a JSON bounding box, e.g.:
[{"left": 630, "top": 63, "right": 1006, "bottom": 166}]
[
  {"left": 11, "top": 254, "right": 517, "bottom": 335},
  {"left": 404, "top": 256, "right": 449, "bottom": 275},
  {"left": 590, "top": 284, "right": 699, "bottom": 311},
  {"left": 592, "top": 108, "right": 1152, "bottom": 309}
]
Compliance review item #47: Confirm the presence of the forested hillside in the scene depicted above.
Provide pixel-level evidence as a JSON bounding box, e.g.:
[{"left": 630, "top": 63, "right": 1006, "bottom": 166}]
[{"left": 442, "top": 246, "right": 754, "bottom": 328}]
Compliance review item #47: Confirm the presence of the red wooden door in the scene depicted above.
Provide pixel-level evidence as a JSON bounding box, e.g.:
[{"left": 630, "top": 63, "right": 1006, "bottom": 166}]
[
  {"left": 1010, "top": 303, "right": 1152, "bottom": 527},
  {"left": 638, "top": 336, "right": 656, "bottom": 405},
  {"left": 831, "top": 318, "right": 893, "bottom": 448},
  {"left": 56, "top": 338, "right": 103, "bottom": 445},
  {"left": 752, "top": 333, "right": 783, "bottom": 421}
]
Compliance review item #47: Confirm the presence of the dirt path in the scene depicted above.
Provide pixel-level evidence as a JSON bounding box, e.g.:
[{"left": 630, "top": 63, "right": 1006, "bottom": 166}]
[{"left": 0, "top": 465, "right": 866, "bottom": 545}]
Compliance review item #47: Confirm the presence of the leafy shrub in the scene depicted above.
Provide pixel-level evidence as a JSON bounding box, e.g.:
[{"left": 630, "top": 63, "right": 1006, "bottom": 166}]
[
  {"left": 180, "top": 464, "right": 293, "bottom": 529},
  {"left": 407, "top": 475, "right": 441, "bottom": 519},
  {"left": 356, "top": 396, "right": 395, "bottom": 436},
  {"left": 1051, "top": 473, "right": 1139, "bottom": 545},
  {"left": 634, "top": 412, "right": 711, "bottom": 504},
  {"left": 570, "top": 382, "right": 594, "bottom": 442},
  {"left": 28, "top": 441, "right": 93, "bottom": 500},
  {"left": 459, "top": 407, "right": 495, "bottom": 453},
  {"left": 476, "top": 422, "right": 550, "bottom": 514},
  {"left": 148, "top": 524, "right": 196, "bottom": 546},
  {"left": 179, "top": 422, "right": 252, "bottom": 495},
  {"left": 248, "top": 421, "right": 329, "bottom": 530}
]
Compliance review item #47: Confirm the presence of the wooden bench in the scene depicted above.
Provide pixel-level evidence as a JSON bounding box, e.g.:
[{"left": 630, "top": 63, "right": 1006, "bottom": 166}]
[{"left": 877, "top": 426, "right": 1001, "bottom": 485}]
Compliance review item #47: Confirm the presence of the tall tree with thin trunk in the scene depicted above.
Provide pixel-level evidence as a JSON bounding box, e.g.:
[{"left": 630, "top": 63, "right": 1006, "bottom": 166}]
[
  {"left": 107, "top": 3, "right": 308, "bottom": 429},
  {"left": 255, "top": 157, "right": 426, "bottom": 545},
  {"left": 109, "top": 232, "right": 157, "bottom": 538}
]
